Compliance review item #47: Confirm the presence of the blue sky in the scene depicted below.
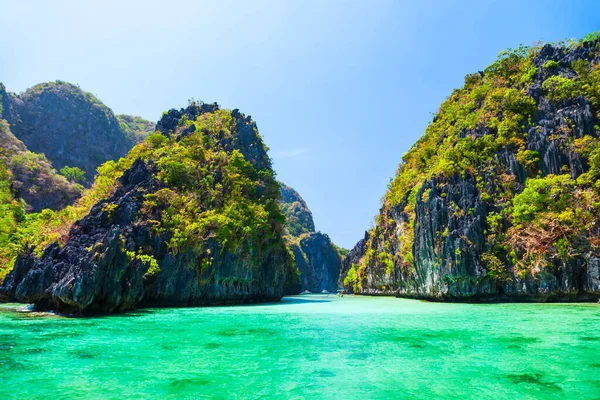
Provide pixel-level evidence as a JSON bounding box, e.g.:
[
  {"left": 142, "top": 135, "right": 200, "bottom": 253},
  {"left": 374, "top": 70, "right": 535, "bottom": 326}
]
[{"left": 1, "top": 0, "right": 599, "bottom": 248}]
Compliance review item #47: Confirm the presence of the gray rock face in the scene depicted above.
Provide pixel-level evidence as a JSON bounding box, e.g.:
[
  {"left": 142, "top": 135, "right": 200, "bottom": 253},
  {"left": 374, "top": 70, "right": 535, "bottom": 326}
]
[
  {"left": 341, "top": 39, "right": 600, "bottom": 301},
  {"left": 291, "top": 233, "right": 341, "bottom": 293},
  {"left": 1, "top": 81, "right": 150, "bottom": 186},
  {"left": 0, "top": 119, "right": 82, "bottom": 212},
  {"left": 0, "top": 105, "right": 291, "bottom": 314},
  {"left": 278, "top": 182, "right": 342, "bottom": 293},
  {"left": 0, "top": 158, "right": 287, "bottom": 314},
  {"left": 278, "top": 182, "right": 315, "bottom": 236},
  {"left": 339, "top": 231, "right": 368, "bottom": 290}
]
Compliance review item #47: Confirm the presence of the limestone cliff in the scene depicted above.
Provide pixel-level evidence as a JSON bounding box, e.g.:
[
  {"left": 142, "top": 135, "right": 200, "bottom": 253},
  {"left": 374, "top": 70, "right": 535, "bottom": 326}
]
[
  {"left": 0, "top": 103, "right": 293, "bottom": 314},
  {"left": 0, "top": 119, "right": 82, "bottom": 212},
  {"left": 279, "top": 183, "right": 342, "bottom": 293},
  {"left": 0, "top": 81, "right": 152, "bottom": 186},
  {"left": 341, "top": 36, "right": 600, "bottom": 301}
]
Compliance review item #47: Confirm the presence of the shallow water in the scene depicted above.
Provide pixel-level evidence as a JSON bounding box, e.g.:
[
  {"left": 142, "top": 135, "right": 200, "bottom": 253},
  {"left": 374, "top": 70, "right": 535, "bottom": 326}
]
[{"left": 0, "top": 296, "right": 599, "bottom": 399}]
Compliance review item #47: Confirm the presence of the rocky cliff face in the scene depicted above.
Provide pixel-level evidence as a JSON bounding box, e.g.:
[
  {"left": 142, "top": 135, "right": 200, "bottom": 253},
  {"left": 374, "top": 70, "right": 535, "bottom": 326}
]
[
  {"left": 339, "top": 230, "right": 368, "bottom": 286},
  {"left": 0, "top": 103, "right": 293, "bottom": 314},
  {"left": 0, "top": 82, "right": 154, "bottom": 280},
  {"left": 341, "top": 37, "right": 600, "bottom": 301},
  {"left": 290, "top": 233, "right": 341, "bottom": 293},
  {"left": 278, "top": 182, "right": 342, "bottom": 293},
  {"left": 279, "top": 183, "right": 315, "bottom": 236},
  {"left": 0, "top": 119, "right": 82, "bottom": 212},
  {"left": 0, "top": 81, "right": 152, "bottom": 185}
]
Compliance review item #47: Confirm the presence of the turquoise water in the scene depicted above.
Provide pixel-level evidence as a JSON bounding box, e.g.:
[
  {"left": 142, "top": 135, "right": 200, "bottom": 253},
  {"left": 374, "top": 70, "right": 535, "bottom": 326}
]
[{"left": 0, "top": 296, "right": 599, "bottom": 399}]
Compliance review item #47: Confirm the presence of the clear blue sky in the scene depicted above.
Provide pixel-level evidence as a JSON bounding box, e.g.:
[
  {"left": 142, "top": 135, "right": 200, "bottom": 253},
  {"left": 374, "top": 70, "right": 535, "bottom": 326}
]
[{"left": 1, "top": 0, "right": 599, "bottom": 248}]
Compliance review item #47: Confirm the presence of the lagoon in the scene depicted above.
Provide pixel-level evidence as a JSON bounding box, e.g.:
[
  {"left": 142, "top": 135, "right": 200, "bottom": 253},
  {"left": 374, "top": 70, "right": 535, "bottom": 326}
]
[{"left": 0, "top": 295, "right": 599, "bottom": 399}]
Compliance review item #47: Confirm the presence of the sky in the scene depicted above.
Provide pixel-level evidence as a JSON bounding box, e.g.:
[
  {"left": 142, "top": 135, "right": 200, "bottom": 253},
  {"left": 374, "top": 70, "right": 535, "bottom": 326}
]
[{"left": 1, "top": 0, "right": 599, "bottom": 248}]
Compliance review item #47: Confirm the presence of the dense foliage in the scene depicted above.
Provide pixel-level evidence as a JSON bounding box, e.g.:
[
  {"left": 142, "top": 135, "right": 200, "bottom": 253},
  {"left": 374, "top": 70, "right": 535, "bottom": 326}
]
[
  {"left": 59, "top": 166, "right": 86, "bottom": 184},
  {"left": 0, "top": 151, "right": 128, "bottom": 279},
  {"left": 345, "top": 32, "right": 600, "bottom": 293},
  {"left": 0, "top": 104, "right": 294, "bottom": 281},
  {"left": 144, "top": 108, "right": 286, "bottom": 259},
  {"left": 117, "top": 114, "right": 155, "bottom": 143},
  {"left": 278, "top": 182, "right": 315, "bottom": 237}
]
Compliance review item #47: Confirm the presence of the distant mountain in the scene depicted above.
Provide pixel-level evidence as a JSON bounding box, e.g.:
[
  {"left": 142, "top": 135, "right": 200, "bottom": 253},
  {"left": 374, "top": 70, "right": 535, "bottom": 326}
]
[
  {"left": 117, "top": 114, "right": 156, "bottom": 143},
  {"left": 0, "top": 81, "right": 153, "bottom": 186},
  {"left": 279, "top": 183, "right": 315, "bottom": 236},
  {"left": 0, "top": 119, "right": 82, "bottom": 212},
  {"left": 279, "top": 182, "right": 343, "bottom": 293}
]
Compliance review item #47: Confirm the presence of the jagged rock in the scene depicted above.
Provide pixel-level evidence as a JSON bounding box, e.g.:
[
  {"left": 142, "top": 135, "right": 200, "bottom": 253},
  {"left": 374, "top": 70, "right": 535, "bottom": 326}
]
[
  {"left": 0, "top": 105, "right": 292, "bottom": 314},
  {"left": 0, "top": 81, "right": 152, "bottom": 186},
  {"left": 339, "top": 231, "right": 368, "bottom": 291},
  {"left": 278, "top": 182, "right": 342, "bottom": 293},
  {"left": 342, "top": 37, "right": 600, "bottom": 301},
  {"left": 0, "top": 119, "right": 82, "bottom": 211},
  {"left": 291, "top": 233, "right": 341, "bottom": 293}
]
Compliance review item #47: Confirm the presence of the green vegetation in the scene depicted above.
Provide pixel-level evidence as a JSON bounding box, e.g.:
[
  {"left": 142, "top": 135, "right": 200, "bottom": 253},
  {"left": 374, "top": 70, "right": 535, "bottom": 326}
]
[
  {"left": 345, "top": 33, "right": 600, "bottom": 291},
  {"left": 126, "top": 250, "right": 160, "bottom": 277},
  {"left": 541, "top": 61, "right": 600, "bottom": 108},
  {"left": 0, "top": 146, "right": 136, "bottom": 278},
  {"left": 343, "top": 263, "right": 359, "bottom": 292},
  {"left": 140, "top": 109, "right": 285, "bottom": 259},
  {"left": 508, "top": 173, "right": 599, "bottom": 273},
  {"left": 0, "top": 160, "right": 25, "bottom": 276},
  {"left": 278, "top": 182, "right": 315, "bottom": 237},
  {"left": 543, "top": 60, "right": 559, "bottom": 69},
  {"left": 59, "top": 166, "right": 86, "bottom": 184},
  {"left": 0, "top": 106, "right": 291, "bottom": 279},
  {"left": 334, "top": 244, "right": 349, "bottom": 258},
  {"left": 117, "top": 114, "right": 155, "bottom": 143}
]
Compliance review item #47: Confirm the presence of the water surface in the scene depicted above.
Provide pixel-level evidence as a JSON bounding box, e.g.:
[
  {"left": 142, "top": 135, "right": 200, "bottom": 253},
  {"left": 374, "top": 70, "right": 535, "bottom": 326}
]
[{"left": 1, "top": 295, "right": 599, "bottom": 399}]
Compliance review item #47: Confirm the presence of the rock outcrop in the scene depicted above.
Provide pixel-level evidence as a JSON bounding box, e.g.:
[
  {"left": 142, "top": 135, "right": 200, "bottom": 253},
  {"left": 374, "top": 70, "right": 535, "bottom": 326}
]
[
  {"left": 0, "top": 119, "right": 82, "bottom": 212},
  {"left": 279, "top": 183, "right": 315, "bottom": 236},
  {"left": 341, "top": 36, "right": 600, "bottom": 301},
  {"left": 289, "top": 233, "right": 341, "bottom": 293},
  {"left": 0, "top": 81, "right": 153, "bottom": 186},
  {"left": 278, "top": 182, "right": 342, "bottom": 293},
  {"left": 0, "top": 103, "right": 293, "bottom": 314}
]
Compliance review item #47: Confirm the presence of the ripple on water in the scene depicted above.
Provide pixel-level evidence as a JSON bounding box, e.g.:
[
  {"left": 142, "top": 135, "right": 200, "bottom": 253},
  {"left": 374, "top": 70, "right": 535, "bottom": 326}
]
[
  {"left": 315, "top": 369, "right": 336, "bottom": 378},
  {"left": 23, "top": 348, "right": 47, "bottom": 354},
  {"left": 389, "top": 335, "right": 428, "bottom": 349},
  {"left": 503, "top": 373, "right": 562, "bottom": 392},
  {"left": 496, "top": 335, "right": 541, "bottom": 350},
  {"left": 168, "top": 377, "right": 211, "bottom": 390},
  {"left": 0, "top": 341, "right": 17, "bottom": 351},
  {"left": 69, "top": 349, "right": 96, "bottom": 359},
  {"left": 0, "top": 357, "right": 29, "bottom": 372},
  {"left": 347, "top": 351, "right": 372, "bottom": 360},
  {"left": 216, "top": 327, "right": 277, "bottom": 337}
]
